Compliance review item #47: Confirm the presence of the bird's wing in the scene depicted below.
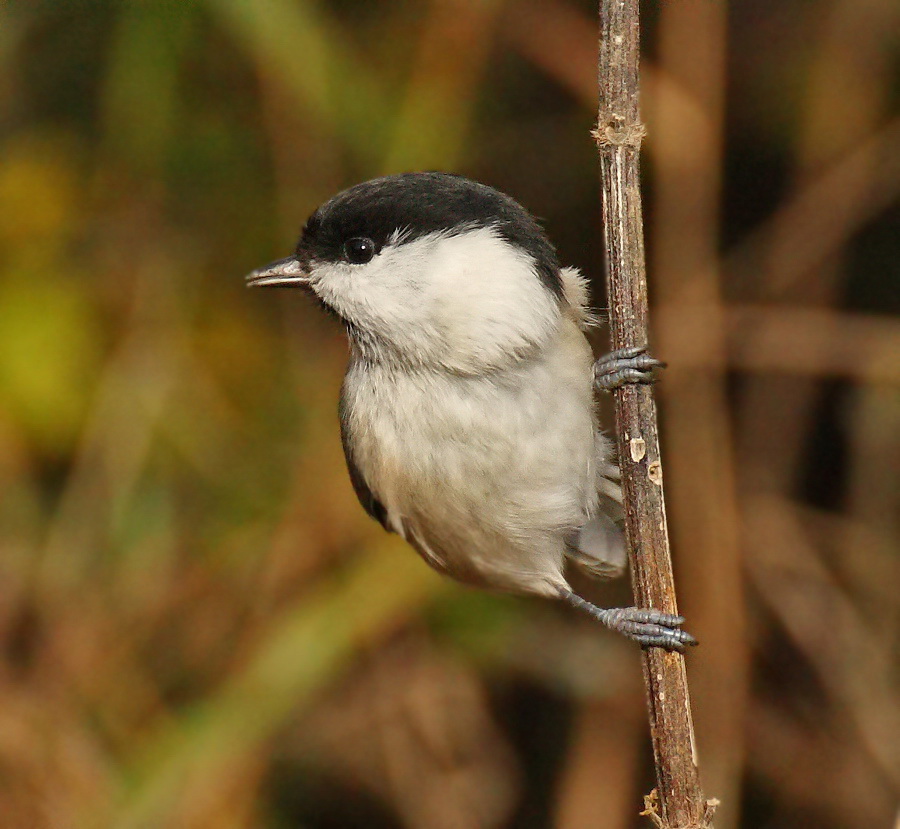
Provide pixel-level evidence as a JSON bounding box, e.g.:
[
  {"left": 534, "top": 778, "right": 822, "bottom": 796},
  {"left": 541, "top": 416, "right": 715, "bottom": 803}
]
[
  {"left": 339, "top": 394, "right": 394, "bottom": 534},
  {"left": 342, "top": 444, "right": 393, "bottom": 533}
]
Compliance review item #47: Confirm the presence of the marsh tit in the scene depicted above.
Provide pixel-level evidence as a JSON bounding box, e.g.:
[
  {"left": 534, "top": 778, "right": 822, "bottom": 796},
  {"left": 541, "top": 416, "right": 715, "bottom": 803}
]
[{"left": 247, "top": 172, "right": 695, "bottom": 651}]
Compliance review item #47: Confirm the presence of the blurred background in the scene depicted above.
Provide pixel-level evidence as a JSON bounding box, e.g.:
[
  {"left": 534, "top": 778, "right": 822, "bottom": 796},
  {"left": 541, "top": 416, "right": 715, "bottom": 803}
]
[{"left": 0, "top": 0, "right": 897, "bottom": 826}]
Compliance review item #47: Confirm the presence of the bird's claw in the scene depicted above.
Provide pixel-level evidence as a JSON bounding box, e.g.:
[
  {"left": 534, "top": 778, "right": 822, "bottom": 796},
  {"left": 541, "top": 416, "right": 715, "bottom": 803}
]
[
  {"left": 594, "top": 346, "right": 666, "bottom": 392},
  {"left": 560, "top": 590, "right": 697, "bottom": 652},
  {"left": 606, "top": 607, "right": 698, "bottom": 651}
]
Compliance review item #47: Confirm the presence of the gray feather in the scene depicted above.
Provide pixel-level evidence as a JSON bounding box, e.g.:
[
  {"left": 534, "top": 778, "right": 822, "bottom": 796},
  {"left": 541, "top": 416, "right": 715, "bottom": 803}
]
[{"left": 566, "top": 512, "right": 627, "bottom": 579}]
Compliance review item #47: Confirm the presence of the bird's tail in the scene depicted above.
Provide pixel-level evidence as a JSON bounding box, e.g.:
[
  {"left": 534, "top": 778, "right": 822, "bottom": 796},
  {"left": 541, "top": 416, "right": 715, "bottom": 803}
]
[{"left": 566, "top": 510, "right": 627, "bottom": 580}]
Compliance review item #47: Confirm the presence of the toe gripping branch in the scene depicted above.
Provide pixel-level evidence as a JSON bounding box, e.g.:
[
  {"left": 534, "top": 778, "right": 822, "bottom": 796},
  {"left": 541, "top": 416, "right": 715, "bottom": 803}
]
[
  {"left": 584, "top": 346, "right": 693, "bottom": 650},
  {"left": 560, "top": 589, "right": 698, "bottom": 652},
  {"left": 594, "top": 345, "right": 666, "bottom": 392}
]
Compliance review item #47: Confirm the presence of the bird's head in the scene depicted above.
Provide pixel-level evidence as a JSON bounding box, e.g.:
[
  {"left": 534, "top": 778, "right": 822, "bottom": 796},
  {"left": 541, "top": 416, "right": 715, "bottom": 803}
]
[{"left": 247, "top": 172, "right": 566, "bottom": 374}]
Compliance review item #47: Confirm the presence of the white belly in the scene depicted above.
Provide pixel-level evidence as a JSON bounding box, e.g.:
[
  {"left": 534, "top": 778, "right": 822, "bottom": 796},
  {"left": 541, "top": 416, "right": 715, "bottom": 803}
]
[{"left": 341, "top": 324, "right": 601, "bottom": 597}]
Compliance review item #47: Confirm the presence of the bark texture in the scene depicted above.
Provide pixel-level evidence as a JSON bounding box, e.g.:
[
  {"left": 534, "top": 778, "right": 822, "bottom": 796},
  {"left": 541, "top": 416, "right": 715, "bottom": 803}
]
[{"left": 595, "top": 1, "right": 714, "bottom": 826}]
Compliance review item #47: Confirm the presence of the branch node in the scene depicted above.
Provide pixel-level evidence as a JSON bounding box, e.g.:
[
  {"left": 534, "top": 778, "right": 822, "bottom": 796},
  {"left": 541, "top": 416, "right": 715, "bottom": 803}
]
[
  {"left": 592, "top": 114, "right": 647, "bottom": 148},
  {"left": 640, "top": 790, "right": 666, "bottom": 828},
  {"left": 640, "top": 789, "right": 721, "bottom": 829}
]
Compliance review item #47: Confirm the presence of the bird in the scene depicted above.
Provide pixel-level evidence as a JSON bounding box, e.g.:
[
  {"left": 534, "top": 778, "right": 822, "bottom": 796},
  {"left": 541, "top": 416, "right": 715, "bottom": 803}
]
[{"left": 247, "top": 172, "right": 695, "bottom": 651}]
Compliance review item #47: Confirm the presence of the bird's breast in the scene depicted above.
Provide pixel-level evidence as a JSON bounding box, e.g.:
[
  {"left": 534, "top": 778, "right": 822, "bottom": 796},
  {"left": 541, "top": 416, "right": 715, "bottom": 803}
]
[{"left": 341, "top": 326, "right": 598, "bottom": 542}]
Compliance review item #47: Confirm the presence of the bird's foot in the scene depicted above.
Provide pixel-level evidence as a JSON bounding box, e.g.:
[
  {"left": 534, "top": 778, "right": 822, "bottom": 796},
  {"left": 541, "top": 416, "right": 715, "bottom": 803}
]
[
  {"left": 593, "top": 346, "right": 666, "bottom": 392},
  {"left": 560, "top": 589, "right": 697, "bottom": 652}
]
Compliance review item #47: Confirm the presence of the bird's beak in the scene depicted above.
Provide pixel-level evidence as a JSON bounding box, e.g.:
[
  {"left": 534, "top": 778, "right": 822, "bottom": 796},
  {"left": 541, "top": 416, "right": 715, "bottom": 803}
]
[{"left": 245, "top": 256, "right": 310, "bottom": 288}]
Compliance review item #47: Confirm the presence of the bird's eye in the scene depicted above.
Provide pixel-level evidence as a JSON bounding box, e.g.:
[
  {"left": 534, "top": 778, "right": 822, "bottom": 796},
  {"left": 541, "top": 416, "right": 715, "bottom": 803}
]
[{"left": 343, "top": 237, "right": 376, "bottom": 265}]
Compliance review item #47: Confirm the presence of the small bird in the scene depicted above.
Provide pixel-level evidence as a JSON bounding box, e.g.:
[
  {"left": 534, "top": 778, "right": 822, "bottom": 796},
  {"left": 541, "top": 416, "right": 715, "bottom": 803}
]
[{"left": 247, "top": 172, "right": 694, "bottom": 651}]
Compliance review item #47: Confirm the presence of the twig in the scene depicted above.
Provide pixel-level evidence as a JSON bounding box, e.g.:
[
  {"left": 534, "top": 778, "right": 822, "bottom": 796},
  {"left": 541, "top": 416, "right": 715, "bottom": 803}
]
[{"left": 595, "top": 1, "right": 713, "bottom": 826}]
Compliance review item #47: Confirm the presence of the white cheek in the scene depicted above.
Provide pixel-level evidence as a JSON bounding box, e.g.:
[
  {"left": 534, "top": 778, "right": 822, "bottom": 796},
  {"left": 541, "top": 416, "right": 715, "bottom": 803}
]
[
  {"left": 310, "top": 227, "right": 561, "bottom": 371},
  {"left": 308, "top": 261, "right": 368, "bottom": 317},
  {"left": 422, "top": 229, "right": 559, "bottom": 357}
]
